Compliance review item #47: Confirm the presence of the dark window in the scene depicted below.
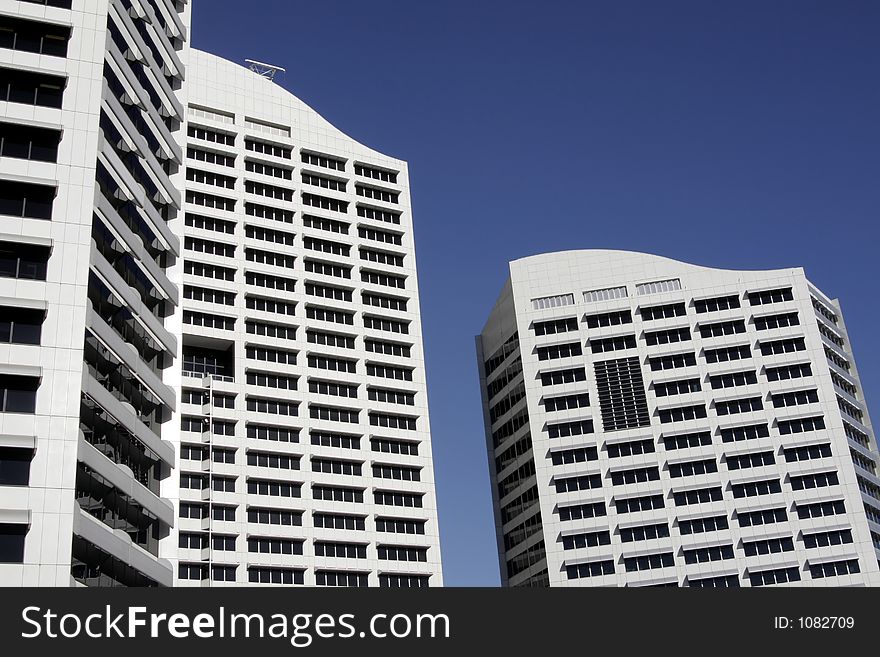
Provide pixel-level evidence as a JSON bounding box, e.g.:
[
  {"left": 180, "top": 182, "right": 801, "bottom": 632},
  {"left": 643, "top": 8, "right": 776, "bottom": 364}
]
[
  {"left": 550, "top": 446, "right": 598, "bottom": 465},
  {"left": 540, "top": 367, "right": 586, "bottom": 386},
  {"left": 709, "top": 370, "right": 758, "bottom": 389},
  {"left": 315, "top": 570, "right": 369, "bottom": 587},
  {"left": 747, "top": 287, "right": 794, "bottom": 306},
  {"left": 648, "top": 352, "right": 696, "bottom": 371},
  {"left": 678, "top": 515, "right": 729, "bottom": 535},
  {"left": 623, "top": 551, "right": 675, "bottom": 572},
  {"left": 760, "top": 337, "right": 806, "bottom": 356},
  {"left": 743, "top": 537, "right": 794, "bottom": 556},
  {"left": 610, "top": 466, "right": 660, "bottom": 485},
  {"left": 0, "top": 242, "right": 49, "bottom": 279},
  {"left": 543, "top": 392, "right": 590, "bottom": 412},
  {"left": 555, "top": 473, "right": 602, "bottom": 493},
  {"left": 663, "top": 431, "right": 712, "bottom": 450},
  {"left": 562, "top": 530, "right": 611, "bottom": 549},
  {"left": 559, "top": 501, "right": 607, "bottom": 520},
  {"left": 803, "top": 529, "right": 853, "bottom": 549},
  {"left": 0, "top": 180, "right": 55, "bottom": 219},
  {"left": 534, "top": 317, "right": 578, "bottom": 335},
  {"left": 694, "top": 295, "right": 740, "bottom": 313},
  {"left": 796, "top": 500, "right": 845, "bottom": 519},
  {"left": 669, "top": 458, "right": 717, "bottom": 478},
  {"left": 620, "top": 523, "right": 669, "bottom": 542},
  {"left": 178, "top": 563, "right": 207, "bottom": 580},
  {"left": 248, "top": 567, "right": 304, "bottom": 585},
  {"left": 0, "top": 306, "right": 43, "bottom": 345},
  {"left": 212, "top": 505, "right": 236, "bottom": 521},
  {"left": 644, "top": 327, "right": 691, "bottom": 345},
  {"left": 0, "top": 447, "right": 31, "bottom": 485},
  {"left": 0, "top": 66, "right": 64, "bottom": 108},
  {"left": 212, "top": 565, "right": 236, "bottom": 582},
  {"left": 754, "top": 312, "right": 800, "bottom": 331},
  {"left": 247, "top": 537, "right": 304, "bottom": 555},
  {"left": 778, "top": 416, "right": 826, "bottom": 436},
  {"left": 536, "top": 341, "right": 582, "bottom": 361},
  {"left": 314, "top": 513, "right": 366, "bottom": 531},
  {"left": 379, "top": 574, "right": 431, "bottom": 588},
  {"left": 720, "top": 423, "right": 770, "bottom": 443},
  {"left": 0, "top": 375, "right": 38, "bottom": 413},
  {"left": 354, "top": 163, "right": 396, "bottom": 182},
  {"left": 547, "top": 419, "right": 593, "bottom": 439},
  {"left": 654, "top": 378, "right": 701, "bottom": 397},
  {"left": 0, "top": 523, "right": 27, "bottom": 563},
  {"left": 0, "top": 122, "right": 61, "bottom": 162},
  {"left": 698, "top": 320, "right": 746, "bottom": 338},
  {"left": 606, "top": 438, "right": 654, "bottom": 458},
  {"left": 566, "top": 559, "right": 614, "bottom": 580},
  {"left": 771, "top": 389, "right": 819, "bottom": 408},
  {"left": 673, "top": 486, "right": 722, "bottom": 506},
  {"left": 658, "top": 404, "right": 707, "bottom": 424},
  {"left": 704, "top": 345, "right": 751, "bottom": 363},
  {"left": 640, "top": 303, "right": 686, "bottom": 321},
  {"left": 20, "top": 0, "right": 73, "bottom": 8},
  {"left": 715, "top": 396, "right": 763, "bottom": 416},
  {"left": 590, "top": 334, "right": 637, "bottom": 354},
  {"left": 766, "top": 363, "right": 812, "bottom": 382},
  {"left": 584, "top": 310, "right": 632, "bottom": 328},
  {"left": 0, "top": 16, "right": 70, "bottom": 57},
  {"left": 790, "top": 471, "right": 839, "bottom": 491},
  {"left": 731, "top": 478, "right": 782, "bottom": 498},
  {"left": 726, "top": 450, "right": 775, "bottom": 470},
  {"left": 688, "top": 574, "right": 740, "bottom": 588},
  {"left": 303, "top": 151, "right": 346, "bottom": 170},
  {"left": 809, "top": 559, "right": 860, "bottom": 579},
  {"left": 615, "top": 494, "right": 664, "bottom": 513},
  {"left": 736, "top": 507, "right": 787, "bottom": 527},
  {"left": 749, "top": 567, "right": 800, "bottom": 586},
  {"left": 683, "top": 544, "right": 734, "bottom": 564}
]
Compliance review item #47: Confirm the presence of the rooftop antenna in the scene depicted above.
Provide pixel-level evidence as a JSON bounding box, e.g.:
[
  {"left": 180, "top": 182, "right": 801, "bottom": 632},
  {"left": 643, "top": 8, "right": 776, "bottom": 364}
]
[{"left": 246, "top": 59, "right": 286, "bottom": 83}]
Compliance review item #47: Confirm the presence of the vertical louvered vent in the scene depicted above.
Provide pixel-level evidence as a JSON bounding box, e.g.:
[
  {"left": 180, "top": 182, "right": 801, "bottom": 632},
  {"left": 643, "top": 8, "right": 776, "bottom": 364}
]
[{"left": 594, "top": 357, "right": 650, "bottom": 431}]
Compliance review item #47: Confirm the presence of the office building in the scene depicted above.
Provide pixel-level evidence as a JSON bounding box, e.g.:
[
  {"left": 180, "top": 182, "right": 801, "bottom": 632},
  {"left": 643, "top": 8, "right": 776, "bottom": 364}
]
[
  {"left": 0, "top": 0, "right": 190, "bottom": 585},
  {"left": 0, "top": 2, "right": 442, "bottom": 588},
  {"left": 163, "top": 49, "right": 442, "bottom": 587},
  {"left": 477, "top": 250, "right": 880, "bottom": 587}
]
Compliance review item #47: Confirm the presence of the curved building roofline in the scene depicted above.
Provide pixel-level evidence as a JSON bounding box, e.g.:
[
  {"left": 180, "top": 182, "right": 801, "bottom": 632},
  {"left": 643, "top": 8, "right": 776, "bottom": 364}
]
[
  {"left": 510, "top": 248, "right": 804, "bottom": 278},
  {"left": 189, "top": 48, "right": 406, "bottom": 165}
]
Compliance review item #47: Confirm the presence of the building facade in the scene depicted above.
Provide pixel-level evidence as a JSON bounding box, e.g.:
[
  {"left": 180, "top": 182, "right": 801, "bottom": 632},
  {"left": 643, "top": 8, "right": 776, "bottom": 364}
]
[
  {"left": 161, "top": 49, "right": 442, "bottom": 587},
  {"left": 0, "top": 0, "right": 190, "bottom": 586},
  {"left": 477, "top": 250, "right": 880, "bottom": 587},
  {"left": 0, "top": 3, "right": 442, "bottom": 588}
]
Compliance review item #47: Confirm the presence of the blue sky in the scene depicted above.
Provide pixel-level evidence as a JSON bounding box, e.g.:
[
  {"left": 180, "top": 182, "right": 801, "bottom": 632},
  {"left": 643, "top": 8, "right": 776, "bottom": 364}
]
[{"left": 192, "top": 0, "right": 880, "bottom": 585}]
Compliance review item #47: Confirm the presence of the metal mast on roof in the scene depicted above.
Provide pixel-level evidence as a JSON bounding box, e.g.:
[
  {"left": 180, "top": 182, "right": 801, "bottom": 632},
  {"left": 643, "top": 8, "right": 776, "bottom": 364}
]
[{"left": 245, "top": 59, "right": 286, "bottom": 82}]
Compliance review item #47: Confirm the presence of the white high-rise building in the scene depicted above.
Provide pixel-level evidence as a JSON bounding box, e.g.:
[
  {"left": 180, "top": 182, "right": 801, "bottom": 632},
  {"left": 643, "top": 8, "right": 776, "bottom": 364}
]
[
  {"left": 477, "top": 250, "right": 880, "bottom": 587},
  {"left": 162, "top": 50, "right": 442, "bottom": 587},
  {"left": 0, "top": 2, "right": 442, "bottom": 588},
  {"left": 0, "top": 0, "right": 190, "bottom": 586}
]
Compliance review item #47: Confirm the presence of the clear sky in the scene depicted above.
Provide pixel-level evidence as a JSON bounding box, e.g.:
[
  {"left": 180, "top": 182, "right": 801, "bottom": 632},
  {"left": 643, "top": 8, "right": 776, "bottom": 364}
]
[{"left": 191, "top": 0, "right": 880, "bottom": 585}]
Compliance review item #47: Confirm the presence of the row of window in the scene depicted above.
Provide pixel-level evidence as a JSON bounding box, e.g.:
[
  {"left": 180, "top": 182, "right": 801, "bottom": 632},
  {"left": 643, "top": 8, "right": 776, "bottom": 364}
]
[
  {"left": 180, "top": 475, "right": 425, "bottom": 506},
  {"left": 179, "top": 564, "right": 430, "bottom": 587},
  {"left": 565, "top": 558, "right": 858, "bottom": 584},
  {"left": 181, "top": 534, "right": 428, "bottom": 560},
  {"left": 533, "top": 287, "right": 795, "bottom": 327},
  {"left": 189, "top": 126, "right": 399, "bottom": 185}
]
